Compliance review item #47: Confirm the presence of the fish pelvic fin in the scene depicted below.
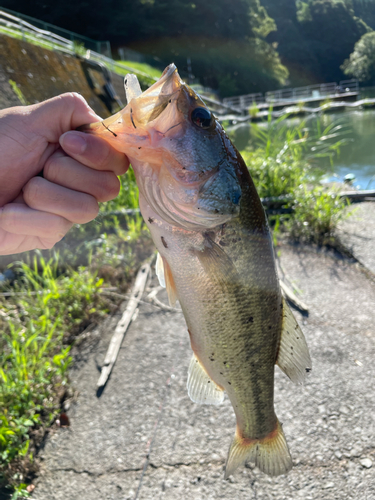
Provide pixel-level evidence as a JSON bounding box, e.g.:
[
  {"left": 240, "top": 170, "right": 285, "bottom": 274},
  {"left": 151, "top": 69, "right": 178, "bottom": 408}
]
[
  {"left": 155, "top": 252, "right": 178, "bottom": 307},
  {"left": 276, "top": 297, "right": 312, "bottom": 384},
  {"left": 225, "top": 420, "right": 292, "bottom": 479},
  {"left": 187, "top": 354, "right": 225, "bottom": 405}
]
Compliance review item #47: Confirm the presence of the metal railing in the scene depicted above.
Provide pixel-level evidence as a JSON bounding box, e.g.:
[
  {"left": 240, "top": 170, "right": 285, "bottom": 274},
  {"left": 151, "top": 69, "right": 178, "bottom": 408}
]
[
  {"left": 223, "top": 80, "right": 359, "bottom": 111},
  {"left": 223, "top": 92, "right": 264, "bottom": 109},
  {"left": 265, "top": 80, "right": 358, "bottom": 103},
  {"left": 0, "top": 6, "right": 110, "bottom": 54},
  {"left": 0, "top": 9, "right": 158, "bottom": 83}
]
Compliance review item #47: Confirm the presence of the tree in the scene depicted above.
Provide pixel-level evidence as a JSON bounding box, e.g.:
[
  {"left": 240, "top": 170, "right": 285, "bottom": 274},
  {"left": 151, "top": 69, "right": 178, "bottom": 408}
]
[
  {"left": 261, "top": 0, "right": 371, "bottom": 85},
  {"left": 341, "top": 31, "right": 375, "bottom": 82}
]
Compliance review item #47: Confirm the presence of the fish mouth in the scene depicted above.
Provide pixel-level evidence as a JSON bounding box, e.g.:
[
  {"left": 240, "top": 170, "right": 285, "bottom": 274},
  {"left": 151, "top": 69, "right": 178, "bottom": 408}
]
[{"left": 78, "top": 64, "right": 183, "bottom": 139}]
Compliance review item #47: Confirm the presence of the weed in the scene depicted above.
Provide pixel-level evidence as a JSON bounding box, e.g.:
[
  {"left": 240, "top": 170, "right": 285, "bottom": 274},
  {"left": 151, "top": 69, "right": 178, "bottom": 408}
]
[
  {"left": 248, "top": 102, "right": 259, "bottom": 118},
  {"left": 240, "top": 112, "right": 351, "bottom": 243},
  {"left": 8, "top": 80, "right": 27, "bottom": 105},
  {"left": 286, "top": 186, "right": 350, "bottom": 244}
]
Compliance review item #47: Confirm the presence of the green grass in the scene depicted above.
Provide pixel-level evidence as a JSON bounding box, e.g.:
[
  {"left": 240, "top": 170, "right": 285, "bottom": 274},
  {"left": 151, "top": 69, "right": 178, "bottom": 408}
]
[
  {"left": 238, "top": 112, "right": 352, "bottom": 244},
  {"left": 8, "top": 80, "right": 28, "bottom": 105},
  {"left": 114, "top": 60, "right": 162, "bottom": 79},
  {"left": 0, "top": 171, "right": 154, "bottom": 497},
  {"left": 0, "top": 256, "right": 103, "bottom": 496}
]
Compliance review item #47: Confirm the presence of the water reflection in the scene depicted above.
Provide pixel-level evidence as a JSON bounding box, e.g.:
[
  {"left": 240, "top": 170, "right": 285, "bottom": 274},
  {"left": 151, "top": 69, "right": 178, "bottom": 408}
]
[{"left": 229, "top": 110, "right": 375, "bottom": 190}]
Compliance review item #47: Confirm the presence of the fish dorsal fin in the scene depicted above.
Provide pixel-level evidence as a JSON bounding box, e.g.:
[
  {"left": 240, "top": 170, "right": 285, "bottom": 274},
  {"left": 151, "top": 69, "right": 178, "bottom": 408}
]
[
  {"left": 155, "top": 252, "right": 178, "bottom": 307},
  {"left": 276, "top": 297, "right": 312, "bottom": 384},
  {"left": 124, "top": 74, "right": 142, "bottom": 103},
  {"left": 187, "top": 354, "right": 225, "bottom": 405}
]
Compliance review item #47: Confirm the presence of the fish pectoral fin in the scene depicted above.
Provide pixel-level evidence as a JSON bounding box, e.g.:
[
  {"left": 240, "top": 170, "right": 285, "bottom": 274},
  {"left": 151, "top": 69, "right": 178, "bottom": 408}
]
[
  {"left": 155, "top": 253, "right": 178, "bottom": 307},
  {"left": 187, "top": 354, "right": 225, "bottom": 405},
  {"left": 225, "top": 420, "right": 292, "bottom": 478},
  {"left": 194, "top": 234, "right": 239, "bottom": 285},
  {"left": 124, "top": 73, "right": 142, "bottom": 102},
  {"left": 276, "top": 297, "right": 312, "bottom": 384}
]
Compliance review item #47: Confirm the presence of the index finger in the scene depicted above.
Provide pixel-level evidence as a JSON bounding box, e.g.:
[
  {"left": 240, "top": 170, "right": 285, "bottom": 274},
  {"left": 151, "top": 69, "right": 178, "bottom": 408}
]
[{"left": 59, "top": 131, "right": 129, "bottom": 176}]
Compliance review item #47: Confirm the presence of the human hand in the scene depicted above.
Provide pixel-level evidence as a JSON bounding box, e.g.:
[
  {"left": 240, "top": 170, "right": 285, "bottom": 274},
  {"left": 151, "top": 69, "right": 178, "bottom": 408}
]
[{"left": 0, "top": 93, "right": 129, "bottom": 255}]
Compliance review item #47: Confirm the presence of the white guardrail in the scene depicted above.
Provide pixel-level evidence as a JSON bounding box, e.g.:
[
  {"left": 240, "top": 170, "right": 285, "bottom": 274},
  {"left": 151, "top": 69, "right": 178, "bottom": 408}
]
[
  {"left": 223, "top": 80, "right": 359, "bottom": 111},
  {"left": 0, "top": 9, "right": 158, "bottom": 82}
]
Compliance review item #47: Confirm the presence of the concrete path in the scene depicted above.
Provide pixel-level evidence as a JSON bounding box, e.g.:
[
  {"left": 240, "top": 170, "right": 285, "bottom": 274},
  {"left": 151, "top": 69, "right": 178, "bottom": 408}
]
[
  {"left": 337, "top": 201, "right": 375, "bottom": 275},
  {"left": 32, "top": 238, "right": 375, "bottom": 500}
]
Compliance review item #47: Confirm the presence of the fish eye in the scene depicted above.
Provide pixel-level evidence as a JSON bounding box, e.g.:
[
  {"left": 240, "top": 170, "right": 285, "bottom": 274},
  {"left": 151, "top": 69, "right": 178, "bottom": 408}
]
[{"left": 191, "top": 107, "right": 213, "bottom": 129}]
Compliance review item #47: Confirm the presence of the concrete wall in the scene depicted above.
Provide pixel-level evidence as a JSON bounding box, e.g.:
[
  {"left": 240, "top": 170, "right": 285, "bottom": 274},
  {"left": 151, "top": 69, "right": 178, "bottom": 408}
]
[{"left": 0, "top": 34, "right": 126, "bottom": 116}]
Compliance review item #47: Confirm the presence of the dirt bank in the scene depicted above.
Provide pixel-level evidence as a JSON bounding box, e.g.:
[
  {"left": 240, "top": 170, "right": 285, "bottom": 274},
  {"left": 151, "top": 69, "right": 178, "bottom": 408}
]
[{"left": 0, "top": 34, "right": 126, "bottom": 115}]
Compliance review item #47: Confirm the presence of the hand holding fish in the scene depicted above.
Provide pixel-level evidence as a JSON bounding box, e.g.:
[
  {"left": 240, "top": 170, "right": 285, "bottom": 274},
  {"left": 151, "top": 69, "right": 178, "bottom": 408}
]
[{"left": 0, "top": 93, "right": 129, "bottom": 255}]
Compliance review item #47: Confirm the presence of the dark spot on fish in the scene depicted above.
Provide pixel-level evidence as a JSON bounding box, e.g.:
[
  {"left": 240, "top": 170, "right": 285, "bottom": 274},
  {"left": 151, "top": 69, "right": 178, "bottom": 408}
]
[
  {"left": 219, "top": 240, "right": 227, "bottom": 246},
  {"left": 228, "top": 381, "right": 231, "bottom": 385},
  {"left": 169, "top": 99, "right": 171, "bottom": 103},
  {"left": 101, "top": 121, "right": 117, "bottom": 137},
  {"left": 138, "top": 147, "right": 141, "bottom": 149},
  {"left": 130, "top": 108, "right": 137, "bottom": 129},
  {"left": 246, "top": 317, "right": 254, "bottom": 323},
  {"left": 291, "top": 346, "right": 294, "bottom": 349},
  {"left": 207, "top": 381, "right": 210, "bottom": 383},
  {"left": 161, "top": 237, "right": 168, "bottom": 248},
  {"left": 214, "top": 209, "right": 219, "bottom": 213},
  {"left": 297, "top": 336, "right": 300, "bottom": 339},
  {"left": 182, "top": 167, "right": 186, "bottom": 170},
  {"left": 306, "top": 368, "right": 311, "bottom": 373},
  {"left": 220, "top": 372, "right": 223, "bottom": 375},
  {"left": 268, "top": 326, "right": 272, "bottom": 330}
]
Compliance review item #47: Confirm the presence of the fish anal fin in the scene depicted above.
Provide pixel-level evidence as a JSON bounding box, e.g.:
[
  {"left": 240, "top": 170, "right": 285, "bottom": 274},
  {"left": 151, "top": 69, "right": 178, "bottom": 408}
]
[
  {"left": 225, "top": 420, "right": 292, "bottom": 478},
  {"left": 187, "top": 354, "right": 225, "bottom": 405},
  {"left": 276, "top": 297, "right": 312, "bottom": 384}
]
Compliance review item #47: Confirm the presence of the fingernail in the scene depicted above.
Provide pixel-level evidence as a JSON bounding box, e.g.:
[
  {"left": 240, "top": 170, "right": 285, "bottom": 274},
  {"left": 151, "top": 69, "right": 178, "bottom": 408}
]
[{"left": 60, "top": 132, "right": 87, "bottom": 154}]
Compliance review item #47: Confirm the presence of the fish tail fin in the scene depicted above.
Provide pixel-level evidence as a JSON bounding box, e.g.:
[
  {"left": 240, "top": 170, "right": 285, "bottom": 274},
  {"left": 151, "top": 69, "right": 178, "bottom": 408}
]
[{"left": 224, "top": 419, "right": 292, "bottom": 479}]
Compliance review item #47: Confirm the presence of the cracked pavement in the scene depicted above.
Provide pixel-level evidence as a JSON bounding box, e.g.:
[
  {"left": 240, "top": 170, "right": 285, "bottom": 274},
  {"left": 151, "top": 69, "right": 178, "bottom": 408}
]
[{"left": 32, "top": 204, "right": 375, "bottom": 500}]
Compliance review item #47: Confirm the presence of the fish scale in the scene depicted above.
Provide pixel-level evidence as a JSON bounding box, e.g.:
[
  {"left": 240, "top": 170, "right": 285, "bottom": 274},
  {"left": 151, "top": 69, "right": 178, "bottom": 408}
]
[{"left": 80, "top": 63, "right": 312, "bottom": 478}]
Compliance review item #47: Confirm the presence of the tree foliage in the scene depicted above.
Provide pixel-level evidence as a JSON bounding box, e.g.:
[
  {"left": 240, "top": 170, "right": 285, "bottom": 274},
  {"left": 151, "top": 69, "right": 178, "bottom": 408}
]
[
  {"left": 1, "top": 0, "right": 373, "bottom": 93},
  {"left": 342, "top": 31, "right": 375, "bottom": 82},
  {"left": 262, "top": 0, "right": 372, "bottom": 85},
  {"left": 1, "top": 0, "right": 288, "bottom": 96}
]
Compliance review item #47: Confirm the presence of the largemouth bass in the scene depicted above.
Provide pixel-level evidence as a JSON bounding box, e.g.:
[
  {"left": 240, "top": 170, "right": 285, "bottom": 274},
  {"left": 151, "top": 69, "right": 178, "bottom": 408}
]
[{"left": 81, "top": 65, "right": 311, "bottom": 477}]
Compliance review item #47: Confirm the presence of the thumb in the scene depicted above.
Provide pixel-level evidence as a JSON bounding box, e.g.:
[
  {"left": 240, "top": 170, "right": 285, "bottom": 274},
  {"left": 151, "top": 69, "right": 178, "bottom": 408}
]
[{"left": 27, "top": 93, "right": 102, "bottom": 143}]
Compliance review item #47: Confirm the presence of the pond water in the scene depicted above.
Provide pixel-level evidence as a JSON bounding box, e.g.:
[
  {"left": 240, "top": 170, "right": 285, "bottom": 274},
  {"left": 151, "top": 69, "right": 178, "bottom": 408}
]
[{"left": 230, "top": 109, "right": 375, "bottom": 190}]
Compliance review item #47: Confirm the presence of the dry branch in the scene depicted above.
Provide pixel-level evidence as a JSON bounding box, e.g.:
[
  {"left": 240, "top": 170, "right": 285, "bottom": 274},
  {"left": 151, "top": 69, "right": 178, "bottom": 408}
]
[{"left": 97, "top": 261, "right": 151, "bottom": 389}]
